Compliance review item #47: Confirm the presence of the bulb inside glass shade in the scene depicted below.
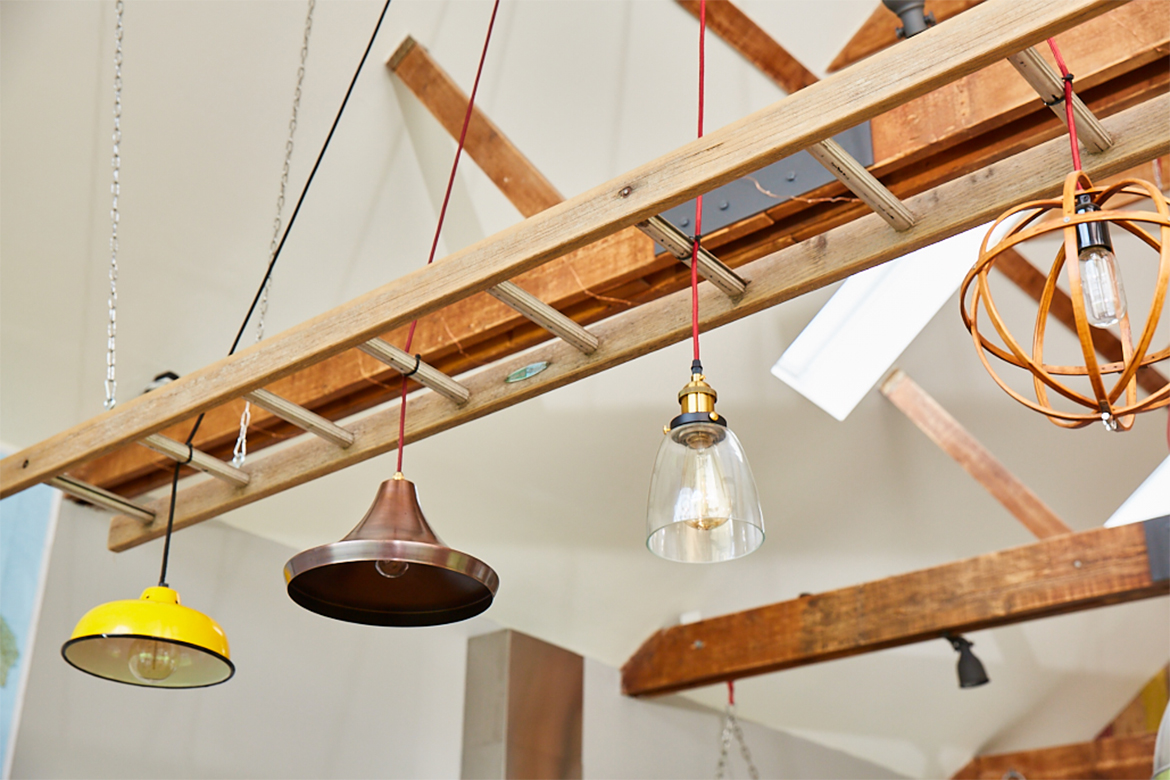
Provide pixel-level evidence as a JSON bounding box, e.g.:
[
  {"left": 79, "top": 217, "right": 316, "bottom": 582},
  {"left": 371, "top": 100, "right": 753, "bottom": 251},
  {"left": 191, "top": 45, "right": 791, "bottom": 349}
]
[
  {"left": 375, "top": 560, "right": 410, "bottom": 579},
  {"left": 647, "top": 421, "right": 763, "bottom": 563},
  {"left": 128, "top": 638, "right": 181, "bottom": 683},
  {"left": 676, "top": 428, "right": 732, "bottom": 531},
  {"left": 1078, "top": 245, "right": 1127, "bottom": 328}
]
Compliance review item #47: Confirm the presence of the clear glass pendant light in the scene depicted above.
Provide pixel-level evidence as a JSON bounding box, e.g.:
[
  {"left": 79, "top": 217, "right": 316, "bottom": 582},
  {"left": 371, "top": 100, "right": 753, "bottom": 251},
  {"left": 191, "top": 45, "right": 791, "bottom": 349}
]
[{"left": 646, "top": 368, "right": 764, "bottom": 563}]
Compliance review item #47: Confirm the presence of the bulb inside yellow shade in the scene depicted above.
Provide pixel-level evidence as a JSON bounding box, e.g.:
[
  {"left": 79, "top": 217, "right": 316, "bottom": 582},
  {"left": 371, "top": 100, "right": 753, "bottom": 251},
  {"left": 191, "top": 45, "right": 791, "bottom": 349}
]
[{"left": 127, "top": 638, "right": 181, "bottom": 683}]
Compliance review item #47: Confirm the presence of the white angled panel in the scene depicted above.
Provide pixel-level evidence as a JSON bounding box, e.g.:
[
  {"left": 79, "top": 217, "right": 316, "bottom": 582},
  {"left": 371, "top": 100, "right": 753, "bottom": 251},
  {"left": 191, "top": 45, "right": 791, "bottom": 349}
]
[
  {"left": 1105, "top": 456, "right": 1170, "bottom": 527},
  {"left": 771, "top": 224, "right": 990, "bottom": 421}
]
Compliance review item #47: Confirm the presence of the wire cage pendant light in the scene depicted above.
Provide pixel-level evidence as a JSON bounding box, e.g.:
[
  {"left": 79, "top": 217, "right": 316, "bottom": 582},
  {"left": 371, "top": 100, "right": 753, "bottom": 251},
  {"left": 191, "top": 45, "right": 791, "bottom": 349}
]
[
  {"left": 284, "top": 473, "right": 499, "bottom": 626},
  {"left": 960, "top": 169, "right": 1170, "bottom": 430}
]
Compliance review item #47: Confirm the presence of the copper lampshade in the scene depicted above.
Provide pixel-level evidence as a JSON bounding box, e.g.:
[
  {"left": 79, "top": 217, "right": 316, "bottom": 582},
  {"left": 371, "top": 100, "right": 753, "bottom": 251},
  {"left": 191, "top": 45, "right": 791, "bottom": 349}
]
[{"left": 284, "top": 475, "right": 498, "bottom": 626}]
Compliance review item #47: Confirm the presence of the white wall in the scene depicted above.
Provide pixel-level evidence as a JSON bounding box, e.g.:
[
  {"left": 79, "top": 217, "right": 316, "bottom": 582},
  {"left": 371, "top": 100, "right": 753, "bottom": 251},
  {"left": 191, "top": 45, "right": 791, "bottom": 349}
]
[
  {"left": 583, "top": 661, "right": 905, "bottom": 779},
  {"left": 12, "top": 500, "right": 489, "bottom": 779},
  {"left": 15, "top": 500, "right": 909, "bottom": 780}
]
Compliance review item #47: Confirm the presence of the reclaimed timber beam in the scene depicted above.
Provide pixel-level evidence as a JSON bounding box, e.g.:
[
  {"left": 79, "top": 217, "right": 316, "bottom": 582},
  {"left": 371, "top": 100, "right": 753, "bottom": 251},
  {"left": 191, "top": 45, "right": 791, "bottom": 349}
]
[
  {"left": 103, "top": 95, "right": 1168, "bottom": 551},
  {"left": 392, "top": 33, "right": 745, "bottom": 301},
  {"left": 869, "top": 0, "right": 1167, "bottom": 176},
  {"left": 881, "top": 369, "right": 1072, "bottom": 539},
  {"left": 678, "top": 0, "right": 915, "bottom": 231},
  {"left": 675, "top": 0, "right": 817, "bottom": 93},
  {"left": 66, "top": 3, "right": 1163, "bottom": 501},
  {"left": 1098, "top": 665, "right": 1170, "bottom": 739},
  {"left": 951, "top": 733, "right": 1156, "bottom": 780},
  {"left": 621, "top": 519, "right": 1170, "bottom": 697},
  {"left": 994, "top": 249, "right": 1170, "bottom": 396},
  {"left": 388, "top": 35, "right": 564, "bottom": 215},
  {"left": 829, "top": 1, "right": 985, "bottom": 73},
  {"left": 2, "top": 0, "right": 1119, "bottom": 500}
]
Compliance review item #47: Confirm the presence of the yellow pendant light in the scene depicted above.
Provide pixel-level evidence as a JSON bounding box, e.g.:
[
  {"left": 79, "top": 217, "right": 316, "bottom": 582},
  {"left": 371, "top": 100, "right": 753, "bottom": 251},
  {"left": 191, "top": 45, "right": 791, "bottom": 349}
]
[{"left": 61, "top": 586, "right": 233, "bottom": 688}]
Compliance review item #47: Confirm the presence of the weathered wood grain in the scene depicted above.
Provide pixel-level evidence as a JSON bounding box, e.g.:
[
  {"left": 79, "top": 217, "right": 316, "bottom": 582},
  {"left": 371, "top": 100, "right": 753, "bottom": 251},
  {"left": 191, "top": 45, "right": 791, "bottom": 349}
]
[
  {"left": 622, "top": 522, "right": 1167, "bottom": 697},
  {"left": 951, "top": 734, "right": 1157, "bottom": 780},
  {"left": 881, "top": 369, "right": 1072, "bottom": 539},
  {"left": 104, "top": 95, "right": 1169, "bottom": 552}
]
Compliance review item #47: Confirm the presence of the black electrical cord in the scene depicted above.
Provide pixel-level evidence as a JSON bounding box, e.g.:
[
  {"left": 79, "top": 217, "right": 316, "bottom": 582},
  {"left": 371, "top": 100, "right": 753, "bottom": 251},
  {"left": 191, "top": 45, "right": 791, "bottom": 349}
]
[{"left": 158, "top": 0, "right": 394, "bottom": 587}]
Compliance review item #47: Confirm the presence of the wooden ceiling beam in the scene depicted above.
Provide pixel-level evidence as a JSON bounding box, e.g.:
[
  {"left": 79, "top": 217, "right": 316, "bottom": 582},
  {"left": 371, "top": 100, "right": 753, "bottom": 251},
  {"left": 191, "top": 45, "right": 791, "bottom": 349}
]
[
  {"left": 1, "top": 0, "right": 1118, "bottom": 500},
  {"left": 621, "top": 519, "right": 1169, "bottom": 697},
  {"left": 951, "top": 733, "right": 1157, "bottom": 779},
  {"left": 869, "top": 0, "right": 1167, "bottom": 176},
  {"left": 47, "top": 0, "right": 1165, "bottom": 503},
  {"left": 104, "top": 96, "right": 1168, "bottom": 551},
  {"left": 676, "top": 0, "right": 916, "bottom": 232},
  {"left": 829, "top": 1, "right": 986, "bottom": 74},
  {"left": 881, "top": 369, "right": 1072, "bottom": 539}
]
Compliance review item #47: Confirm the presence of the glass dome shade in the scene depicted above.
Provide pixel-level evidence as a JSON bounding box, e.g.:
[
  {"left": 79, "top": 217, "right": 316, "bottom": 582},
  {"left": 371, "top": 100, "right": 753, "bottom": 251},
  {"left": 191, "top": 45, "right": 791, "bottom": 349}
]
[{"left": 646, "top": 421, "right": 764, "bottom": 563}]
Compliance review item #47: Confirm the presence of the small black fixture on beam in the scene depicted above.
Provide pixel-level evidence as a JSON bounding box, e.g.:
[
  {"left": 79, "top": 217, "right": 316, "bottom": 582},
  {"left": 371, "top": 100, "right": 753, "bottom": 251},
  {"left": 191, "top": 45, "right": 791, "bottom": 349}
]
[
  {"left": 945, "top": 633, "right": 990, "bottom": 688},
  {"left": 882, "top": 0, "right": 936, "bottom": 39}
]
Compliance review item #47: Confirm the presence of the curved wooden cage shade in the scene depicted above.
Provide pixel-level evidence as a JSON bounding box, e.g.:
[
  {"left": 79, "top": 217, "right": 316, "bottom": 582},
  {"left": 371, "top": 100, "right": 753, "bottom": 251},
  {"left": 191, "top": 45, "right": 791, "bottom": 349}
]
[{"left": 960, "top": 171, "right": 1170, "bottom": 431}]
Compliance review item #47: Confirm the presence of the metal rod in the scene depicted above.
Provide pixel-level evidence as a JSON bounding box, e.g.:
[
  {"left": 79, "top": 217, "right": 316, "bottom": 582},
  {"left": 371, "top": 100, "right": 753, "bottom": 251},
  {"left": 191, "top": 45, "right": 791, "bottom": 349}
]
[
  {"left": 1007, "top": 47, "right": 1112, "bottom": 153},
  {"left": 48, "top": 474, "right": 156, "bottom": 521},
  {"left": 637, "top": 215, "right": 747, "bottom": 297},
  {"left": 358, "top": 339, "right": 471, "bottom": 405},
  {"left": 808, "top": 139, "right": 916, "bottom": 231},
  {"left": 488, "top": 281, "right": 599, "bottom": 354},
  {"left": 139, "top": 434, "right": 250, "bottom": 487},
  {"left": 244, "top": 388, "right": 355, "bottom": 448}
]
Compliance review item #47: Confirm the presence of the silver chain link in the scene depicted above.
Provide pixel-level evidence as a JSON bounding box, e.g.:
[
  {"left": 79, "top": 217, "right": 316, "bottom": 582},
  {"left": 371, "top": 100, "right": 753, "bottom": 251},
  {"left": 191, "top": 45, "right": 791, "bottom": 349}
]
[
  {"left": 104, "top": 0, "right": 125, "bottom": 410},
  {"left": 232, "top": 0, "right": 315, "bottom": 467},
  {"left": 715, "top": 704, "right": 759, "bottom": 780}
]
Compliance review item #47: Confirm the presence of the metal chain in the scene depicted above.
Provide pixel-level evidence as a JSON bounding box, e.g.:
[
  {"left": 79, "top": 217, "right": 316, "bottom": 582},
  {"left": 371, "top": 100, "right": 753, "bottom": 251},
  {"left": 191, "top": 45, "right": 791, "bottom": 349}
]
[
  {"left": 232, "top": 0, "right": 315, "bottom": 467},
  {"left": 715, "top": 704, "right": 759, "bottom": 780},
  {"left": 104, "top": 0, "right": 125, "bottom": 410}
]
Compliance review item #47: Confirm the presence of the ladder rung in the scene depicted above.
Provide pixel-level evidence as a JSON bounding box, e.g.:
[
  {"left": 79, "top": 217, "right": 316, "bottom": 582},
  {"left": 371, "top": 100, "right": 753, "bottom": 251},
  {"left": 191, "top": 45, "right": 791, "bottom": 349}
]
[
  {"left": 488, "top": 281, "right": 598, "bottom": 354},
  {"left": 140, "top": 434, "right": 250, "bottom": 487},
  {"left": 358, "top": 339, "right": 471, "bottom": 405},
  {"left": 49, "top": 475, "right": 156, "bottom": 522},
  {"left": 807, "top": 139, "right": 915, "bottom": 231},
  {"left": 1007, "top": 47, "right": 1112, "bottom": 153},
  {"left": 637, "top": 216, "right": 747, "bottom": 297},
  {"left": 244, "top": 389, "right": 355, "bottom": 448}
]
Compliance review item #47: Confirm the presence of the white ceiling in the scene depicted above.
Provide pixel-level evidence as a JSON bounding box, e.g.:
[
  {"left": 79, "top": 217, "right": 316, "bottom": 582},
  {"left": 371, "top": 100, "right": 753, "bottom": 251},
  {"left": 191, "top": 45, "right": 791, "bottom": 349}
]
[{"left": 2, "top": 1, "right": 1167, "bottom": 777}]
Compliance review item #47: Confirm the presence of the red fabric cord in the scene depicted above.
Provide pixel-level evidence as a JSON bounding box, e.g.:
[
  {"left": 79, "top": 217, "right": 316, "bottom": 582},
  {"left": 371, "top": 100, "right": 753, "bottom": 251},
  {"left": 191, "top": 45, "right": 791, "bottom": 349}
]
[
  {"left": 690, "top": 0, "right": 706, "bottom": 364},
  {"left": 1046, "top": 38, "right": 1082, "bottom": 177},
  {"left": 396, "top": 0, "right": 502, "bottom": 474},
  {"left": 727, "top": 679, "right": 735, "bottom": 706}
]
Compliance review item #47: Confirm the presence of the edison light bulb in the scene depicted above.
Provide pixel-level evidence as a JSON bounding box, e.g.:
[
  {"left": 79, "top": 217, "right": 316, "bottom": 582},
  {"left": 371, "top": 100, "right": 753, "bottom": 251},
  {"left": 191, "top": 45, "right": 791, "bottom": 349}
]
[
  {"left": 676, "top": 429, "right": 732, "bottom": 531},
  {"left": 1075, "top": 193, "right": 1127, "bottom": 329},
  {"left": 375, "top": 560, "right": 409, "bottom": 579},
  {"left": 127, "top": 638, "right": 180, "bottom": 683},
  {"left": 1078, "top": 245, "right": 1127, "bottom": 328}
]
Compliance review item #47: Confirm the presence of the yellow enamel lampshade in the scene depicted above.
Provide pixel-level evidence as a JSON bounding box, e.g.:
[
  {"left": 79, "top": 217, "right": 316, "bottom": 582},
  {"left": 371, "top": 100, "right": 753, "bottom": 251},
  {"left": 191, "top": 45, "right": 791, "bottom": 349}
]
[{"left": 61, "top": 586, "right": 233, "bottom": 688}]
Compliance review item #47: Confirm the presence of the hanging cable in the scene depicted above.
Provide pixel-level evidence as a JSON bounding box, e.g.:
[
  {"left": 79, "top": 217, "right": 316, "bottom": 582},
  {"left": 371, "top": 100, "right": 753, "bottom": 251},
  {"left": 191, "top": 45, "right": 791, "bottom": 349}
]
[
  {"left": 233, "top": 0, "right": 317, "bottom": 468},
  {"left": 715, "top": 679, "right": 759, "bottom": 779},
  {"left": 690, "top": 0, "right": 707, "bottom": 367},
  {"left": 395, "top": 0, "right": 502, "bottom": 476},
  {"left": 156, "top": 0, "right": 393, "bottom": 587},
  {"left": 1046, "top": 38, "right": 1082, "bottom": 176},
  {"left": 104, "top": 0, "right": 125, "bottom": 410}
]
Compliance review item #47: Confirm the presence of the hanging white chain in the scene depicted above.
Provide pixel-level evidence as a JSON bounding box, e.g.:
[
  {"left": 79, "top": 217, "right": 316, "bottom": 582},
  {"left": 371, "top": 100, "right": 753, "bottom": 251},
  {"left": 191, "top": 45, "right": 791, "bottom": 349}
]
[
  {"left": 715, "top": 703, "right": 759, "bottom": 780},
  {"left": 232, "top": 0, "right": 315, "bottom": 467},
  {"left": 104, "top": 0, "right": 125, "bottom": 410}
]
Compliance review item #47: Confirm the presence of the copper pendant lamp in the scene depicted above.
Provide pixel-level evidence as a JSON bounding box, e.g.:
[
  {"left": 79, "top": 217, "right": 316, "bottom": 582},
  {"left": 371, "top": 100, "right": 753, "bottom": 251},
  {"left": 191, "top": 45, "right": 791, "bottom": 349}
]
[{"left": 284, "top": 474, "right": 498, "bottom": 626}]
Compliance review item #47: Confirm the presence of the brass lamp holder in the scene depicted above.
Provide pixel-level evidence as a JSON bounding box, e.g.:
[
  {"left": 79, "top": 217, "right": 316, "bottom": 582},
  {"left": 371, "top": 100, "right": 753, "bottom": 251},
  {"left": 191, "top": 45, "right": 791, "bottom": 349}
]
[{"left": 669, "top": 360, "right": 728, "bottom": 431}]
